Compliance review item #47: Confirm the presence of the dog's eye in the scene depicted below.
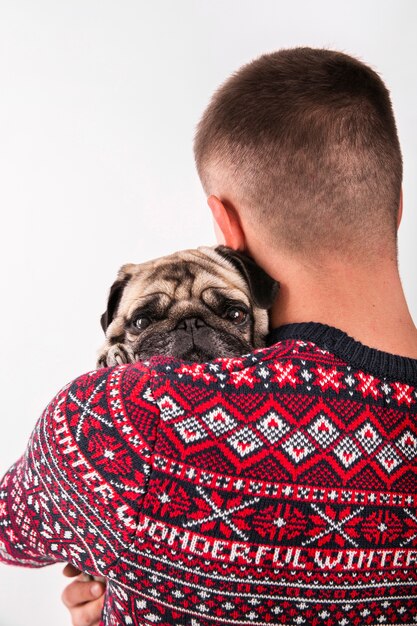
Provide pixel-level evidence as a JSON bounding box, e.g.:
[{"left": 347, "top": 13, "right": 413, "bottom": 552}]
[
  {"left": 225, "top": 307, "right": 248, "bottom": 325},
  {"left": 134, "top": 316, "right": 151, "bottom": 330}
]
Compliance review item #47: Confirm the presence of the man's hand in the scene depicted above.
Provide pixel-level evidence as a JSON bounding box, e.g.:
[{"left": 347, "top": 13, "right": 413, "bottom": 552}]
[{"left": 62, "top": 564, "right": 105, "bottom": 626}]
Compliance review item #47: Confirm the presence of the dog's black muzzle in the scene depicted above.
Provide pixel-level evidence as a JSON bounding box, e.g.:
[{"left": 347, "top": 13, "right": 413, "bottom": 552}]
[{"left": 135, "top": 316, "right": 251, "bottom": 362}]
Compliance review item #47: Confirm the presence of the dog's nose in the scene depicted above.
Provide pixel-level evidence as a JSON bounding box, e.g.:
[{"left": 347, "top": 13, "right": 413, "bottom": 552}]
[{"left": 176, "top": 317, "right": 207, "bottom": 331}]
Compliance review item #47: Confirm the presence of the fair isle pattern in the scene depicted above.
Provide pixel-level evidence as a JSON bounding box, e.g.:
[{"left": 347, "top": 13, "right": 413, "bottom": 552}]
[{"left": 1, "top": 330, "right": 417, "bottom": 625}]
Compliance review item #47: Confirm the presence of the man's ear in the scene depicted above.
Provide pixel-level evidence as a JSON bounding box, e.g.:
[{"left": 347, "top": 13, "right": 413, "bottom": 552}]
[
  {"left": 100, "top": 267, "right": 133, "bottom": 333},
  {"left": 207, "top": 195, "right": 246, "bottom": 251},
  {"left": 216, "top": 245, "right": 279, "bottom": 309}
]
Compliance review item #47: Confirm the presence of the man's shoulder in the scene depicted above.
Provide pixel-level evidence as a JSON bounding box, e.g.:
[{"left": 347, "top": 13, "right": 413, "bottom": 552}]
[
  {"left": 40, "top": 362, "right": 160, "bottom": 481},
  {"left": 64, "top": 360, "right": 155, "bottom": 411},
  {"left": 144, "top": 338, "right": 316, "bottom": 393}
]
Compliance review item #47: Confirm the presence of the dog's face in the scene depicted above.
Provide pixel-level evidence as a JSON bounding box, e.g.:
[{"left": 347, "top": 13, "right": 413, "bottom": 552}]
[{"left": 97, "top": 246, "right": 279, "bottom": 367}]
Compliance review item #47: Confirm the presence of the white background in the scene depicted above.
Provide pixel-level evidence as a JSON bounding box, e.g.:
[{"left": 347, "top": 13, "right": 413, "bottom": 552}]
[{"left": 0, "top": 1, "right": 416, "bottom": 624}]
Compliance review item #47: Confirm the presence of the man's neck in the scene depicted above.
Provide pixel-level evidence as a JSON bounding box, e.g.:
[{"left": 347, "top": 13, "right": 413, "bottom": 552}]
[{"left": 268, "top": 259, "right": 417, "bottom": 360}]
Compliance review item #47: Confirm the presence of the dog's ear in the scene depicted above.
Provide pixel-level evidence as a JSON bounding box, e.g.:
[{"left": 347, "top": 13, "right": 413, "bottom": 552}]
[
  {"left": 100, "top": 266, "right": 133, "bottom": 333},
  {"left": 215, "top": 246, "right": 279, "bottom": 309}
]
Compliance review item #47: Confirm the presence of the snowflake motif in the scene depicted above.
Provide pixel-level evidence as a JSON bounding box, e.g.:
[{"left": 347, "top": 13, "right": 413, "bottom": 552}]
[
  {"left": 87, "top": 433, "right": 133, "bottom": 474},
  {"left": 252, "top": 504, "right": 307, "bottom": 541},
  {"left": 229, "top": 368, "right": 258, "bottom": 388},
  {"left": 381, "top": 382, "right": 391, "bottom": 395},
  {"left": 313, "top": 366, "right": 346, "bottom": 393},
  {"left": 355, "top": 372, "right": 382, "bottom": 400},
  {"left": 270, "top": 362, "right": 301, "bottom": 388},
  {"left": 300, "top": 369, "right": 313, "bottom": 381},
  {"left": 306, "top": 505, "right": 362, "bottom": 548},
  {"left": 257, "top": 366, "right": 270, "bottom": 379},
  {"left": 146, "top": 479, "right": 191, "bottom": 518},
  {"left": 391, "top": 382, "right": 414, "bottom": 407},
  {"left": 187, "top": 489, "right": 258, "bottom": 540}
]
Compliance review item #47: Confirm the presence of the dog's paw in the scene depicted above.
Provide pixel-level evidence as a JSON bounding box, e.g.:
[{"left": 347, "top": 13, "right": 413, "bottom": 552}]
[{"left": 97, "top": 344, "right": 136, "bottom": 368}]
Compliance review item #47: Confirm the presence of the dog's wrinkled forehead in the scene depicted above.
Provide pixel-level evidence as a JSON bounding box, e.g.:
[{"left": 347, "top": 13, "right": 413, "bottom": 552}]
[{"left": 121, "top": 255, "right": 251, "bottom": 319}]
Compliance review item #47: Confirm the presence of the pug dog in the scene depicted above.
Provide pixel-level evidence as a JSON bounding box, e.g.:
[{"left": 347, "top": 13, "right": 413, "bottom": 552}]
[{"left": 97, "top": 246, "right": 279, "bottom": 367}]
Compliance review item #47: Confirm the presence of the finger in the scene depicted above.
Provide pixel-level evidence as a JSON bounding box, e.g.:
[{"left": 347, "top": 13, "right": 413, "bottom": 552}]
[
  {"left": 63, "top": 563, "right": 82, "bottom": 578},
  {"left": 61, "top": 579, "right": 105, "bottom": 608},
  {"left": 69, "top": 597, "right": 104, "bottom": 626}
]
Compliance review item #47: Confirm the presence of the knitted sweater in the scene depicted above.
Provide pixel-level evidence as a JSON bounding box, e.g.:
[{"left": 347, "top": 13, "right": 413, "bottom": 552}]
[{"left": 1, "top": 322, "right": 417, "bottom": 625}]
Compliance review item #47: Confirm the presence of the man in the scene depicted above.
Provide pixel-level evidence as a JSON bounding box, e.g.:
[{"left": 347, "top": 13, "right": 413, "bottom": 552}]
[{"left": 2, "top": 47, "right": 417, "bottom": 625}]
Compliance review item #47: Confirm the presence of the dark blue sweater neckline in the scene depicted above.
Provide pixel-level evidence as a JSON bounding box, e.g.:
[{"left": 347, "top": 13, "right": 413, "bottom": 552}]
[{"left": 266, "top": 321, "right": 417, "bottom": 386}]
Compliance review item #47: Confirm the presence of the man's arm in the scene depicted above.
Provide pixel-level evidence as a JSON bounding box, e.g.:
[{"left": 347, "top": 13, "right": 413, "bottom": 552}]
[
  {"left": 0, "top": 454, "right": 56, "bottom": 567},
  {"left": 0, "top": 386, "right": 72, "bottom": 568},
  {"left": 0, "top": 362, "right": 159, "bottom": 573}
]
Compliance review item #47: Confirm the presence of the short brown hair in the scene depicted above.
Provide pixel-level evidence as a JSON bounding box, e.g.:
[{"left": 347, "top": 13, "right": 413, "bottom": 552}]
[{"left": 194, "top": 47, "right": 403, "bottom": 262}]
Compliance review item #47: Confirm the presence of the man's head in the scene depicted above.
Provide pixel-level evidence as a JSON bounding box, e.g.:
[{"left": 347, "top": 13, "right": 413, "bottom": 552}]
[{"left": 194, "top": 47, "right": 403, "bottom": 267}]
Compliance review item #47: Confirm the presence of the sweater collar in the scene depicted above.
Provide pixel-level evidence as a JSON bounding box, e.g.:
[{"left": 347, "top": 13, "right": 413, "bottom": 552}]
[{"left": 266, "top": 321, "right": 417, "bottom": 386}]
